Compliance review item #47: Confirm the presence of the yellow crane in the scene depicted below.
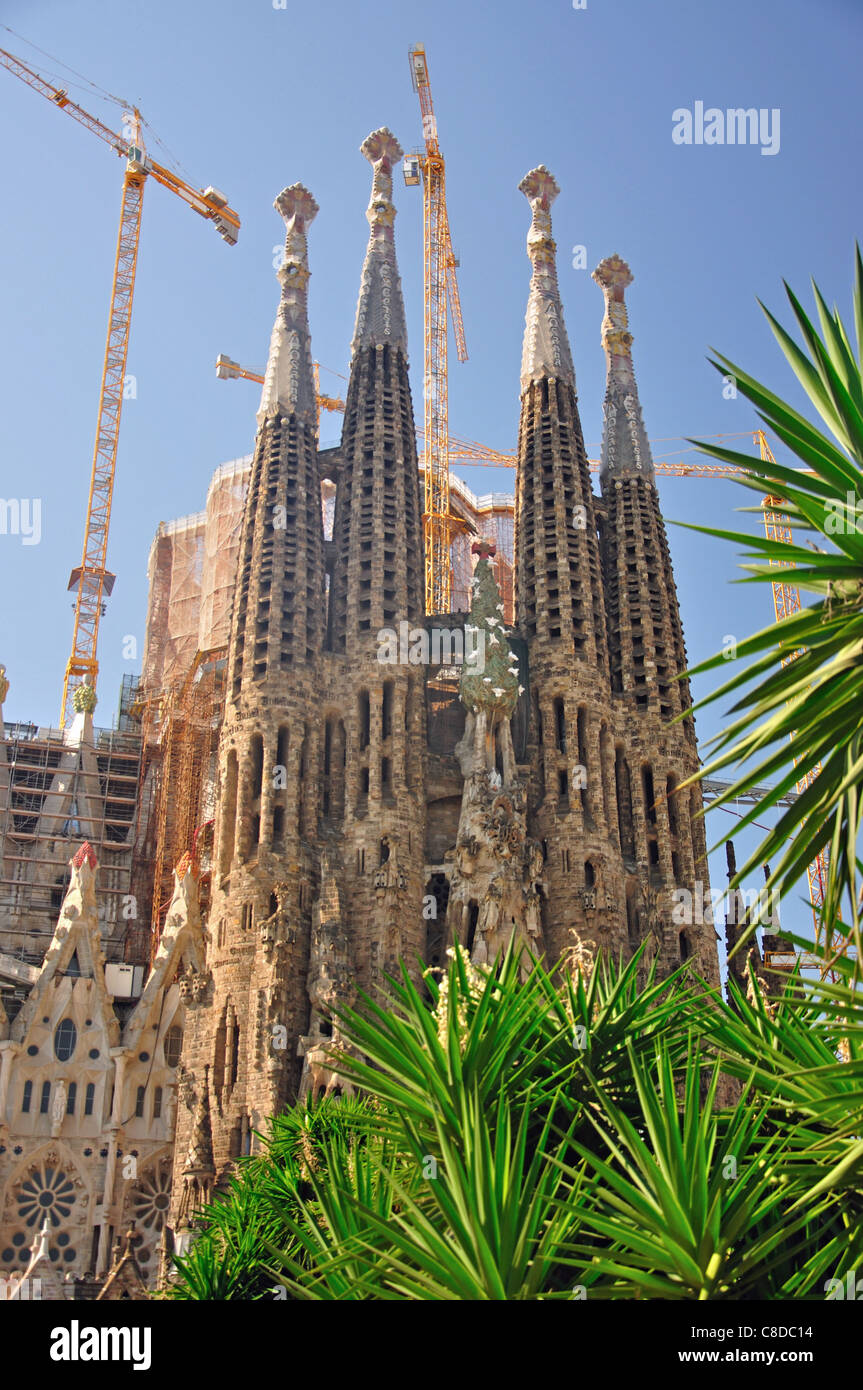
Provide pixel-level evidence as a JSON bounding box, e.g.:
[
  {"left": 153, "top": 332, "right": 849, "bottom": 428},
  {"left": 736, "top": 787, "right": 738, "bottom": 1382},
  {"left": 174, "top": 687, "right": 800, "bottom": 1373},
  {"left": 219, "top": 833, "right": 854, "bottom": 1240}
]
[
  {"left": 405, "top": 43, "right": 469, "bottom": 615},
  {"left": 0, "top": 44, "right": 240, "bottom": 726},
  {"left": 215, "top": 356, "right": 345, "bottom": 434}
]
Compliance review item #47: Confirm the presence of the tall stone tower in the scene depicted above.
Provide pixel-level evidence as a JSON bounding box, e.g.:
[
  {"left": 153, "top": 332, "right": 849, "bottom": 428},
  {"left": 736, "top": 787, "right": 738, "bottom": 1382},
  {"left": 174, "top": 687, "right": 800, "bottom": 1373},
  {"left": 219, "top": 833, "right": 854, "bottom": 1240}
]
[
  {"left": 169, "top": 130, "right": 431, "bottom": 1231},
  {"left": 320, "top": 126, "right": 427, "bottom": 1011},
  {"left": 514, "top": 167, "right": 623, "bottom": 965},
  {"left": 592, "top": 253, "right": 716, "bottom": 981},
  {"left": 170, "top": 182, "right": 327, "bottom": 1230},
  {"left": 163, "top": 148, "right": 722, "bottom": 1241}
]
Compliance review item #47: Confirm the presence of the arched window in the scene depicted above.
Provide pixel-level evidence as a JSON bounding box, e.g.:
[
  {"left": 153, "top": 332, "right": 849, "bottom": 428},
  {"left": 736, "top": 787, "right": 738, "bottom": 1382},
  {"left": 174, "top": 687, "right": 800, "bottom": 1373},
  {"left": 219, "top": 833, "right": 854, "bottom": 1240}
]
[
  {"left": 54, "top": 1019, "right": 77, "bottom": 1062},
  {"left": 21, "top": 1080, "right": 32, "bottom": 1114},
  {"left": 153, "top": 1087, "right": 163, "bottom": 1120},
  {"left": 40, "top": 1081, "right": 51, "bottom": 1114},
  {"left": 84, "top": 1083, "right": 95, "bottom": 1117},
  {"left": 164, "top": 1026, "right": 183, "bottom": 1069},
  {"left": 135, "top": 1086, "right": 146, "bottom": 1119},
  {"left": 66, "top": 1082, "right": 77, "bottom": 1115}
]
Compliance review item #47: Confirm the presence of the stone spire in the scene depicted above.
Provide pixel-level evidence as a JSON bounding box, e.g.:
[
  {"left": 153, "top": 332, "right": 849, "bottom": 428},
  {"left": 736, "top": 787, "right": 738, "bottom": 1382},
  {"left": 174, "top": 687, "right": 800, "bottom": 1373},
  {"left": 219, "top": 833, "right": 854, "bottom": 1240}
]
[
  {"left": 518, "top": 166, "right": 575, "bottom": 393},
  {"left": 257, "top": 183, "right": 319, "bottom": 426},
  {"left": 351, "top": 128, "right": 408, "bottom": 357},
  {"left": 592, "top": 254, "right": 654, "bottom": 482},
  {"left": 329, "top": 125, "right": 422, "bottom": 650}
]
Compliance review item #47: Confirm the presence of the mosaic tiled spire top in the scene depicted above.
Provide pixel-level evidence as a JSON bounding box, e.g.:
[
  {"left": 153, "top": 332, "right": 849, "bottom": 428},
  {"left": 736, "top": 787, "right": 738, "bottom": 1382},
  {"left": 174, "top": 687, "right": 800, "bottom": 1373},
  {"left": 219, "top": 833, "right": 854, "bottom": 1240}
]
[
  {"left": 351, "top": 128, "right": 408, "bottom": 357},
  {"left": 592, "top": 254, "right": 654, "bottom": 482},
  {"left": 518, "top": 166, "right": 575, "bottom": 394},
  {"left": 257, "top": 183, "right": 319, "bottom": 426}
]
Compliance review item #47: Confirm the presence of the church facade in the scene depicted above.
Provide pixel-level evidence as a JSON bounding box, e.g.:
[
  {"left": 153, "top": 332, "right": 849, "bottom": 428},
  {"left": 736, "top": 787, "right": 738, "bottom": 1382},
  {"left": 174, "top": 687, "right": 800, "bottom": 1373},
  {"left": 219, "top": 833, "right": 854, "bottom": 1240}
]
[{"left": 0, "top": 128, "right": 720, "bottom": 1292}]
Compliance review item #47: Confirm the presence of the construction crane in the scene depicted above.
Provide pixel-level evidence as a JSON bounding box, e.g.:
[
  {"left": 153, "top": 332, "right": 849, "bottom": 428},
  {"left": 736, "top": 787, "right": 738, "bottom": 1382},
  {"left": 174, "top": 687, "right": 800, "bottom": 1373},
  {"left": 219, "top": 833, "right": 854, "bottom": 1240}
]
[
  {"left": 405, "top": 43, "right": 469, "bottom": 615},
  {"left": 215, "top": 355, "right": 345, "bottom": 434},
  {"left": 0, "top": 44, "right": 240, "bottom": 727}
]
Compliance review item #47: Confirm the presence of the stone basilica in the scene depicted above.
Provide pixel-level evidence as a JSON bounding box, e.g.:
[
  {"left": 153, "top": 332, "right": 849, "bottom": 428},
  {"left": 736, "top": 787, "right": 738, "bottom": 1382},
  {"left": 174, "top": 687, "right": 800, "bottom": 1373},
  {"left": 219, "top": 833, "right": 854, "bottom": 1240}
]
[{"left": 0, "top": 129, "right": 719, "bottom": 1294}]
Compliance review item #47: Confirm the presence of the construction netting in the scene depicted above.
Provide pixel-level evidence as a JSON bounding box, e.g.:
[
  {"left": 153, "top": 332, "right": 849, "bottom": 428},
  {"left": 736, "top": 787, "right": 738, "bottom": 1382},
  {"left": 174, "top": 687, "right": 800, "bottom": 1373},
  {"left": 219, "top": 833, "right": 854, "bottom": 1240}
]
[
  {"left": 449, "top": 475, "right": 516, "bottom": 623},
  {"left": 197, "top": 457, "right": 253, "bottom": 655}
]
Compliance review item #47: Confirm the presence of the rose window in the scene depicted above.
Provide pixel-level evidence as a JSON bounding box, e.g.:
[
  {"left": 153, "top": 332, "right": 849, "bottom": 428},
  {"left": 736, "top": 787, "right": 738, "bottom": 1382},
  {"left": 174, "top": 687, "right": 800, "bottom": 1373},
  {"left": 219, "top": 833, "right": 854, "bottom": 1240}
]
[
  {"left": 16, "top": 1164, "right": 76, "bottom": 1228},
  {"left": 130, "top": 1166, "right": 171, "bottom": 1232}
]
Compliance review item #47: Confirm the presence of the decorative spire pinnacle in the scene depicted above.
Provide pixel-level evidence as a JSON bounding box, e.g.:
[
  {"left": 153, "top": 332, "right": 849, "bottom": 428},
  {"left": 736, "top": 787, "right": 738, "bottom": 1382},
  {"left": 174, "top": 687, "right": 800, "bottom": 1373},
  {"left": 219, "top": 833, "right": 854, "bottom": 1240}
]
[
  {"left": 184, "top": 1064, "right": 215, "bottom": 1176},
  {"left": 592, "top": 254, "right": 654, "bottom": 481},
  {"left": 351, "top": 128, "right": 408, "bottom": 357},
  {"left": 257, "top": 183, "right": 319, "bottom": 426},
  {"left": 518, "top": 166, "right": 575, "bottom": 393}
]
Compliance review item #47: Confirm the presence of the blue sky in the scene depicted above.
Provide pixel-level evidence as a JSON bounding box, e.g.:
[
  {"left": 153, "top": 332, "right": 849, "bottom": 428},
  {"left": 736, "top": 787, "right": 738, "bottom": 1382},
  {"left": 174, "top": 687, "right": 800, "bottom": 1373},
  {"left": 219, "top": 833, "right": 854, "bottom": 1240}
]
[{"left": 1, "top": 0, "right": 860, "bottom": 944}]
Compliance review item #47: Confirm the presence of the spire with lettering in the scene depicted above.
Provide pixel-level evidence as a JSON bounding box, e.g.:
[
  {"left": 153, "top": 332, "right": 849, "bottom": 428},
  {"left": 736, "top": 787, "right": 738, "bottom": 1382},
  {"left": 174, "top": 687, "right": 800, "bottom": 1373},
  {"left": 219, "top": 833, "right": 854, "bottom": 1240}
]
[
  {"left": 514, "top": 166, "right": 606, "bottom": 672},
  {"left": 519, "top": 166, "right": 575, "bottom": 392},
  {"left": 351, "top": 128, "right": 408, "bottom": 358},
  {"left": 592, "top": 254, "right": 654, "bottom": 482},
  {"left": 227, "top": 182, "right": 326, "bottom": 702},
  {"left": 329, "top": 128, "right": 422, "bottom": 651},
  {"left": 257, "top": 184, "right": 318, "bottom": 426},
  {"left": 593, "top": 253, "right": 691, "bottom": 722},
  {"left": 514, "top": 168, "right": 616, "bottom": 967}
]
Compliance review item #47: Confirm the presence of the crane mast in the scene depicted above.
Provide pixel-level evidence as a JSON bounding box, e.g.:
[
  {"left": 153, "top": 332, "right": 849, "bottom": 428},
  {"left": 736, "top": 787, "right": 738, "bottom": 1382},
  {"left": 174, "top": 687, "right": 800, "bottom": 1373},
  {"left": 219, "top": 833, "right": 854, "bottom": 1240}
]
[
  {"left": 0, "top": 44, "right": 240, "bottom": 726},
  {"left": 407, "top": 43, "right": 468, "bottom": 615}
]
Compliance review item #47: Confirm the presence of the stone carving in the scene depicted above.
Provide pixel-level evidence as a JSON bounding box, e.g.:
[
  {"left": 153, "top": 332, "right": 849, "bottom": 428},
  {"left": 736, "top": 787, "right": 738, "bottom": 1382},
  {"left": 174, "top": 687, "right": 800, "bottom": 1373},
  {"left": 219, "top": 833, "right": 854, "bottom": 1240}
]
[
  {"left": 177, "top": 965, "right": 209, "bottom": 1004},
  {"left": 258, "top": 881, "right": 295, "bottom": 950},
  {"left": 297, "top": 848, "right": 355, "bottom": 1102},
  {"left": 373, "top": 834, "right": 409, "bottom": 970},
  {"left": 449, "top": 556, "right": 545, "bottom": 978}
]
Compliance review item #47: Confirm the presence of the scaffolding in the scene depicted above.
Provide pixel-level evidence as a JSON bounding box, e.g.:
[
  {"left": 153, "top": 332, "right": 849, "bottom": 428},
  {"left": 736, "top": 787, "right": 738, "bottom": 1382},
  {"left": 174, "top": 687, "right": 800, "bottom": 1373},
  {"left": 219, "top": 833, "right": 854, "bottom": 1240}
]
[
  {"left": 142, "top": 457, "right": 251, "bottom": 695},
  {"left": 0, "top": 723, "right": 143, "bottom": 963},
  {"left": 446, "top": 474, "right": 515, "bottom": 621},
  {"left": 136, "top": 648, "right": 225, "bottom": 961}
]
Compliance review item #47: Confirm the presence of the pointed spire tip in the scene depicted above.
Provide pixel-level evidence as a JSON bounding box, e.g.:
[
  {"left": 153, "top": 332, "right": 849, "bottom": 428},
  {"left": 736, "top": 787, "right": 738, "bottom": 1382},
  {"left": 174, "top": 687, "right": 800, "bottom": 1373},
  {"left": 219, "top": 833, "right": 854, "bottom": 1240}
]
[
  {"left": 518, "top": 164, "right": 574, "bottom": 392},
  {"left": 351, "top": 127, "right": 408, "bottom": 357}
]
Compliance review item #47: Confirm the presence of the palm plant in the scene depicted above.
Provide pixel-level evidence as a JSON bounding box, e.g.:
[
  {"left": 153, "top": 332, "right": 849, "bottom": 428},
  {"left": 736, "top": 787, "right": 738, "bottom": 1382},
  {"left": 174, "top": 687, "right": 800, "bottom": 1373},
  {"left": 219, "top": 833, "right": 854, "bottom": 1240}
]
[
  {"left": 675, "top": 247, "right": 863, "bottom": 965},
  {"left": 167, "top": 946, "right": 863, "bottom": 1300}
]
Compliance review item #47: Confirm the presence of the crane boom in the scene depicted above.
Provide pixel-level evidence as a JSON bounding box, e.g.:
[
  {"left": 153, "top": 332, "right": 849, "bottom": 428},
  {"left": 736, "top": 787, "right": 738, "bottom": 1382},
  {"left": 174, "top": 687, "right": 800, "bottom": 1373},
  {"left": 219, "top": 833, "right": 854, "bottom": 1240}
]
[
  {"left": 1, "top": 43, "right": 240, "bottom": 725},
  {"left": 0, "top": 46, "right": 240, "bottom": 240}
]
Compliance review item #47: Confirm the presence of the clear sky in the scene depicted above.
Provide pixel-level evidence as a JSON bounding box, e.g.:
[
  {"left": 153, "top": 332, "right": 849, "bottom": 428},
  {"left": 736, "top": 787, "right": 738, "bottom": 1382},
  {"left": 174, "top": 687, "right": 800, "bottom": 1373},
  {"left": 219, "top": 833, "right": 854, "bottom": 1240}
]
[{"left": 1, "top": 0, "right": 860, "bottom": 947}]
